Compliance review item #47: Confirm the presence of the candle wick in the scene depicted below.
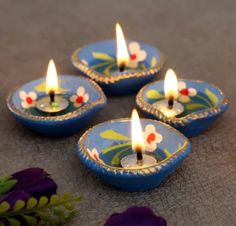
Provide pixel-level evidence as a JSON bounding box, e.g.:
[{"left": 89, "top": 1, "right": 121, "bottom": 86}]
[
  {"left": 119, "top": 62, "right": 126, "bottom": 72},
  {"left": 168, "top": 95, "right": 174, "bottom": 110},
  {"left": 49, "top": 90, "right": 55, "bottom": 104},
  {"left": 135, "top": 146, "right": 143, "bottom": 166}
]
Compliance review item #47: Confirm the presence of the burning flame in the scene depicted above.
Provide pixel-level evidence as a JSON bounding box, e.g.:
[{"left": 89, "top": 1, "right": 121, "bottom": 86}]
[
  {"left": 164, "top": 69, "right": 178, "bottom": 100},
  {"left": 131, "top": 109, "right": 145, "bottom": 152},
  {"left": 116, "top": 23, "right": 129, "bottom": 68},
  {"left": 46, "top": 59, "right": 58, "bottom": 93}
]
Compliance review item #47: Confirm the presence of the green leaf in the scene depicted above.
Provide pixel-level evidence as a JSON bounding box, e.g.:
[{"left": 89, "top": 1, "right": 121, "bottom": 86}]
[
  {"left": 102, "top": 142, "right": 131, "bottom": 154},
  {"left": 74, "top": 196, "right": 81, "bottom": 202},
  {"left": 151, "top": 57, "right": 157, "bottom": 67},
  {"left": 63, "top": 202, "right": 75, "bottom": 211},
  {"left": 60, "top": 193, "right": 71, "bottom": 202},
  {"left": 0, "top": 175, "right": 11, "bottom": 183},
  {"left": 13, "top": 200, "right": 25, "bottom": 212},
  {"left": 49, "top": 194, "right": 59, "bottom": 205},
  {"left": 0, "top": 193, "right": 81, "bottom": 226},
  {"left": 0, "top": 179, "right": 17, "bottom": 195},
  {"left": 0, "top": 201, "right": 10, "bottom": 214},
  {"left": 146, "top": 89, "right": 163, "bottom": 99},
  {"left": 92, "top": 52, "right": 114, "bottom": 61},
  {"left": 22, "top": 214, "right": 37, "bottom": 226},
  {"left": 36, "top": 210, "right": 50, "bottom": 221},
  {"left": 163, "top": 149, "right": 172, "bottom": 158},
  {"left": 185, "top": 103, "right": 208, "bottom": 110},
  {"left": 38, "top": 196, "right": 48, "bottom": 207},
  {"left": 100, "top": 130, "right": 130, "bottom": 141},
  {"left": 7, "top": 218, "right": 21, "bottom": 226},
  {"left": 53, "top": 207, "right": 64, "bottom": 216},
  {"left": 26, "top": 198, "right": 38, "bottom": 210},
  {"left": 205, "top": 88, "right": 218, "bottom": 106},
  {"left": 53, "top": 207, "right": 65, "bottom": 223},
  {"left": 65, "top": 210, "right": 78, "bottom": 222}
]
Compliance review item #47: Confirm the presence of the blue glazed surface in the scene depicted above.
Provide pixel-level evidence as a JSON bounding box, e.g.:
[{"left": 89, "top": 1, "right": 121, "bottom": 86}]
[
  {"left": 7, "top": 75, "right": 107, "bottom": 137},
  {"left": 71, "top": 40, "right": 164, "bottom": 95},
  {"left": 78, "top": 118, "right": 191, "bottom": 191},
  {"left": 137, "top": 79, "right": 229, "bottom": 137}
]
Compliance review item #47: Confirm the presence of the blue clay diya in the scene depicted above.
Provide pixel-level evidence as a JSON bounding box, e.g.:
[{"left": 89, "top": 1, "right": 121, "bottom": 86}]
[
  {"left": 136, "top": 79, "right": 229, "bottom": 137},
  {"left": 71, "top": 40, "right": 164, "bottom": 95},
  {"left": 7, "top": 75, "right": 107, "bottom": 136},
  {"left": 78, "top": 118, "right": 191, "bottom": 191}
]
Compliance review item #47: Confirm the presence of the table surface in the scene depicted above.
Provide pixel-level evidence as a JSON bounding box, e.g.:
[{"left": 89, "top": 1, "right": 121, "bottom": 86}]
[{"left": 1, "top": 0, "right": 235, "bottom": 225}]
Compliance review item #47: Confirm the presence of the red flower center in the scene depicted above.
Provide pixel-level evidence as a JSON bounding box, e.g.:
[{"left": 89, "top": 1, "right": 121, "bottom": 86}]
[
  {"left": 180, "top": 88, "right": 189, "bottom": 96},
  {"left": 76, "top": 96, "right": 84, "bottom": 104},
  {"left": 146, "top": 133, "right": 156, "bottom": 144},
  {"left": 130, "top": 54, "right": 137, "bottom": 61},
  {"left": 26, "top": 97, "right": 33, "bottom": 104}
]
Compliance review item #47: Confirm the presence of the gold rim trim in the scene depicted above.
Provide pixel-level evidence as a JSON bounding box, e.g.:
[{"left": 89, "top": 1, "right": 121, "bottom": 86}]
[
  {"left": 78, "top": 118, "right": 190, "bottom": 175},
  {"left": 71, "top": 44, "right": 165, "bottom": 84},
  {"left": 136, "top": 79, "right": 229, "bottom": 126},
  {"left": 7, "top": 76, "right": 107, "bottom": 122}
]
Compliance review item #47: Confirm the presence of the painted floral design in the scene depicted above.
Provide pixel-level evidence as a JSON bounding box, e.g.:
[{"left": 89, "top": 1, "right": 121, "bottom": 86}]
[
  {"left": 19, "top": 91, "right": 37, "bottom": 109},
  {"left": 70, "top": 87, "right": 89, "bottom": 107},
  {"left": 88, "top": 148, "right": 104, "bottom": 163},
  {"left": 128, "top": 42, "right": 147, "bottom": 68},
  {"left": 143, "top": 124, "right": 163, "bottom": 152},
  {"left": 178, "top": 81, "right": 197, "bottom": 103}
]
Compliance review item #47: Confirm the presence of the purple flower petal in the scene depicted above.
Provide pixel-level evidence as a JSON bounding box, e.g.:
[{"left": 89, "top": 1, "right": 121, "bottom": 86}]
[
  {"left": 105, "top": 206, "right": 167, "bottom": 226},
  {"left": 22, "top": 178, "right": 57, "bottom": 198},
  {"left": 0, "top": 218, "right": 8, "bottom": 226},
  {"left": 9, "top": 168, "right": 57, "bottom": 198},
  {"left": 12, "top": 168, "right": 49, "bottom": 190}
]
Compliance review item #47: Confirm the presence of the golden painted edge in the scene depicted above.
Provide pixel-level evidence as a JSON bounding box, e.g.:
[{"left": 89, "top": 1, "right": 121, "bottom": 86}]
[
  {"left": 6, "top": 76, "right": 107, "bottom": 122},
  {"left": 71, "top": 46, "right": 165, "bottom": 84},
  {"left": 136, "top": 79, "right": 229, "bottom": 126},
  {"left": 78, "top": 118, "right": 190, "bottom": 175}
]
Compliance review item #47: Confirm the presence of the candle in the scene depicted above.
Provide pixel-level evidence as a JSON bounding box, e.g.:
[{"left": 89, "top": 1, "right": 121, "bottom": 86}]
[
  {"left": 120, "top": 109, "right": 157, "bottom": 169},
  {"left": 152, "top": 69, "right": 184, "bottom": 117},
  {"left": 71, "top": 23, "right": 164, "bottom": 95},
  {"left": 36, "top": 60, "right": 69, "bottom": 114}
]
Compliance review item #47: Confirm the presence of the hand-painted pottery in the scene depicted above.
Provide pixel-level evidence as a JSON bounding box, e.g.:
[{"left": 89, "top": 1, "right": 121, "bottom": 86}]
[
  {"left": 71, "top": 40, "right": 164, "bottom": 95},
  {"left": 7, "top": 75, "right": 107, "bottom": 137},
  {"left": 78, "top": 118, "right": 191, "bottom": 191},
  {"left": 136, "top": 79, "right": 229, "bottom": 137}
]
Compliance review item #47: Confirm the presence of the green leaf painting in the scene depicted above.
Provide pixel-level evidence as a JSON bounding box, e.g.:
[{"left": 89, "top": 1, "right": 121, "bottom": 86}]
[
  {"left": 185, "top": 103, "right": 208, "bottom": 110},
  {"left": 140, "top": 63, "right": 147, "bottom": 70},
  {"left": 111, "top": 146, "right": 131, "bottom": 166},
  {"left": 100, "top": 130, "right": 130, "bottom": 141},
  {"left": 162, "top": 149, "right": 172, "bottom": 158},
  {"left": 150, "top": 57, "right": 157, "bottom": 67},
  {"left": 103, "top": 63, "right": 116, "bottom": 76},
  {"left": 34, "top": 80, "right": 69, "bottom": 93},
  {"left": 102, "top": 142, "right": 131, "bottom": 154},
  {"left": 146, "top": 89, "right": 163, "bottom": 99},
  {"left": 205, "top": 88, "right": 218, "bottom": 106},
  {"left": 92, "top": 52, "right": 114, "bottom": 61}
]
